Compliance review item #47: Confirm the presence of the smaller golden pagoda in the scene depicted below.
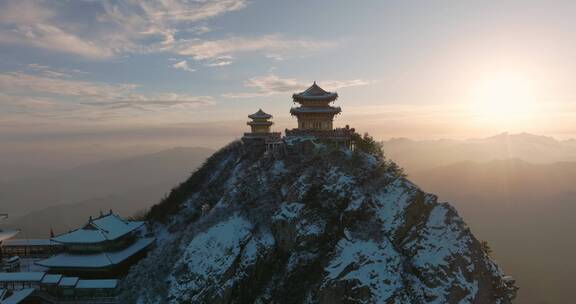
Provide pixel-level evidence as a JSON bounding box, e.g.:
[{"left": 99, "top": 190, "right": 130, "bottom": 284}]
[
  {"left": 242, "top": 109, "right": 282, "bottom": 153},
  {"left": 247, "top": 109, "right": 273, "bottom": 134}
]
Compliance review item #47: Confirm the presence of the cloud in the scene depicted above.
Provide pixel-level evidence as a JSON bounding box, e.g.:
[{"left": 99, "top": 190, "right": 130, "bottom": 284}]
[
  {"left": 172, "top": 60, "right": 196, "bottom": 72},
  {"left": 0, "top": 0, "right": 113, "bottom": 59},
  {"left": 0, "top": 72, "right": 212, "bottom": 117},
  {"left": 0, "top": 0, "right": 248, "bottom": 59},
  {"left": 102, "top": 0, "right": 248, "bottom": 24},
  {"left": 185, "top": 25, "right": 212, "bottom": 35},
  {"left": 0, "top": 0, "right": 339, "bottom": 64},
  {"left": 0, "top": 72, "right": 136, "bottom": 100},
  {"left": 90, "top": 0, "right": 252, "bottom": 53},
  {"left": 206, "top": 56, "right": 233, "bottom": 67},
  {"left": 96, "top": 0, "right": 250, "bottom": 55},
  {"left": 223, "top": 75, "right": 373, "bottom": 98},
  {"left": 265, "top": 53, "right": 285, "bottom": 61},
  {"left": 173, "top": 35, "right": 337, "bottom": 60},
  {"left": 80, "top": 93, "right": 213, "bottom": 110},
  {"left": 0, "top": 93, "right": 58, "bottom": 110},
  {"left": 26, "top": 63, "right": 89, "bottom": 78}
]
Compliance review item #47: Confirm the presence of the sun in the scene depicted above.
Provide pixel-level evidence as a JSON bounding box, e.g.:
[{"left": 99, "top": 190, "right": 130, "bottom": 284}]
[{"left": 469, "top": 72, "right": 539, "bottom": 126}]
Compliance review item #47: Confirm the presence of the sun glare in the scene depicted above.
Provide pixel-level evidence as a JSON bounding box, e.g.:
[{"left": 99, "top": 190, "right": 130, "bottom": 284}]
[{"left": 469, "top": 72, "right": 539, "bottom": 127}]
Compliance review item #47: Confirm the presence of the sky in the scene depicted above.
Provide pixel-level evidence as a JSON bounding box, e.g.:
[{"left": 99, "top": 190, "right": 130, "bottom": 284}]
[{"left": 2, "top": 0, "right": 576, "bottom": 161}]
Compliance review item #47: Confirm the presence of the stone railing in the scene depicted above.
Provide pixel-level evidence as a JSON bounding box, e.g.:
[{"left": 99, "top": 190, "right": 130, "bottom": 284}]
[
  {"left": 284, "top": 126, "right": 355, "bottom": 139},
  {"left": 243, "top": 132, "right": 281, "bottom": 139}
]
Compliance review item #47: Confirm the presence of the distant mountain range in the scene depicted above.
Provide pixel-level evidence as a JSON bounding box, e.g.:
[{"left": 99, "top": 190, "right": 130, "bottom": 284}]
[
  {"left": 410, "top": 159, "right": 576, "bottom": 304},
  {"left": 412, "top": 158, "right": 576, "bottom": 207},
  {"left": 1, "top": 147, "right": 214, "bottom": 236},
  {"left": 382, "top": 132, "right": 576, "bottom": 172}
]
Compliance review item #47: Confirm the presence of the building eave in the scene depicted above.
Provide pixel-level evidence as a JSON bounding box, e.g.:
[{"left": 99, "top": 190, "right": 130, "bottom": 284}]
[{"left": 290, "top": 106, "right": 342, "bottom": 115}]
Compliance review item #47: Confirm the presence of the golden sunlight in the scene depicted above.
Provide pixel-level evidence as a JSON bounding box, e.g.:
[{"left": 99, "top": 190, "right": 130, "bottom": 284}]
[{"left": 469, "top": 72, "right": 539, "bottom": 127}]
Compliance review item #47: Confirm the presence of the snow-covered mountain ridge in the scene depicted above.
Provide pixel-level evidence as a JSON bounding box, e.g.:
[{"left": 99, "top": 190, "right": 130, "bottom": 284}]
[{"left": 121, "top": 138, "right": 517, "bottom": 303}]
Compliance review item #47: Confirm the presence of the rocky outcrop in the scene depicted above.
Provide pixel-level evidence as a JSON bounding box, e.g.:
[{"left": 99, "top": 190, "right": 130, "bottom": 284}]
[{"left": 121, "top": 139, "right": 517, "bottom": 303}]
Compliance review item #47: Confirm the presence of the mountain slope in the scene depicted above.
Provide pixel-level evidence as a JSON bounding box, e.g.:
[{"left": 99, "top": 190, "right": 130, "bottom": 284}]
[{"left": 122, "top": 139, "right": 515, "bottom": 303}]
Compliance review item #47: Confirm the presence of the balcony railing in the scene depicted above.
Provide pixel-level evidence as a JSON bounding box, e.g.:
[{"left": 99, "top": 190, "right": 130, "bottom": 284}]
[{"left": 284, "top": 127, "right": 355, "bottom": 139}]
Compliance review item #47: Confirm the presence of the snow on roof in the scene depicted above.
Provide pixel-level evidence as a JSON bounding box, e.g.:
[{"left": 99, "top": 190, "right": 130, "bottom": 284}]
[
  {"left": 75, "top": 279, "right": 118, "bottom": 289},
  {"left": 52, "top": 213, "right": 144, "bottom": 244},
  {"left": 35, "top": 237, "right": 155, "bottom": 269},
  {"left": 58, "top": 277, "right": 79, "bottom": 287},
  {"left": 0, "top": 230, "right": 19, "bottom": 243},
  {"left": 1, "top": 288, "right": 34, "bottom": 304},
  {"left": 3, "top": 239, "right": 54, "bottom": 247},
  {"left": 41, "top": 274, "right": 62, "bottom": 285},
  {"left": 0, "top": 272, "right": 45, "bottom": 282}
]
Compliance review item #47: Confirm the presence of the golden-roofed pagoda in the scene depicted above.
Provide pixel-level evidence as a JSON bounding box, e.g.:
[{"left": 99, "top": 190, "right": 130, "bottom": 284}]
[
  {"left": 247, "top": 109, "right": 273, "bottom": 134},
  {"left": 242, "top": 109, "right": 282, "bottom": 152},
  {"left": 285, "top": 82, "right": 354, "bottom": 146},
  {"left": 290, "top": 82, "right": 342, "bottom": 131}
]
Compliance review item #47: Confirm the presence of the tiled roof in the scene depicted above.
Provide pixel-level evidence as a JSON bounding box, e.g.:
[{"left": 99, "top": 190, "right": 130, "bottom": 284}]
[{"left": 52, "top": 213, "right": 143, "bottom": 244}]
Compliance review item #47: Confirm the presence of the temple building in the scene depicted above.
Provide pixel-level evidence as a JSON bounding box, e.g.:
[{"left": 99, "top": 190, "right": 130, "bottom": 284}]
[
  {"left": 240, "top": 82, "right": 356, "bottom": 154},
  {"left": 35, "top": 211, "right": 155, "bottom": 278},
  {"left": 0, "top": 271, "right": 119, "bottom": 303},
  {"left": 247, "top": 109, "right": 274, "bottom": 134},
  {"left": 290, "top": 81, "right": 341, "bottom": 131},
  {"left": 242, "top": 109, "right": 282, "bottom": 152},
  {"left": 286, "top": 82, "right": 355, "bottom": 147}
]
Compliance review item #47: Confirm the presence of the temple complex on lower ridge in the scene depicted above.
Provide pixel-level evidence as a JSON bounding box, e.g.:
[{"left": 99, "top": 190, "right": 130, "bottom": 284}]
[
  {"left": 1, "top": 213, "right": 152, "bottom": 302},
  {"left": 242, "top": 82, "right": 355, "bottom": 151},
  {"left": 35, "top": 211, "right": 155, "bottom": 278}
]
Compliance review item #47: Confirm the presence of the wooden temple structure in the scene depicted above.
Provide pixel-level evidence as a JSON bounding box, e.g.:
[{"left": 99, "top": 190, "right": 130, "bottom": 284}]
[
  {"left": 0, "top": 271, "right": 119, "bottom": 303},
  {"left": 290, "top": 81, "right": 341, "bottom": 131},
  {"left": 242, "top": 82, "right": 355, "bottom": 152},
  {"left": 241, "top": 109, "right": 282, "bottom": 152},
  {"left": 35, "top": 211, "right": 155, "bottom": 278}
]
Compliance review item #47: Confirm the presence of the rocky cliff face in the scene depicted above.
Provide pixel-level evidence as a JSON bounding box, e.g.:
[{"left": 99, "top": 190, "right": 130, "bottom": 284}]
[{"left": 121, "top": 138, "right": 517, "bottom": 304}]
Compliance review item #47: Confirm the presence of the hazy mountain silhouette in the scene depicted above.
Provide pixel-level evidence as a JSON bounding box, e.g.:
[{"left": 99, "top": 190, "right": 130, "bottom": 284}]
[
  {"left": 0, "top": 144, "right": 169, "bottom": 182},
  {"left": 1, "top": 147, "right": 214, "bottom": 235},
  {"left": 382, "top": 132, "right": 576, "bottom": 172},
  {"left": 410, "top": 159, "right": 576, "bottom": 304}
]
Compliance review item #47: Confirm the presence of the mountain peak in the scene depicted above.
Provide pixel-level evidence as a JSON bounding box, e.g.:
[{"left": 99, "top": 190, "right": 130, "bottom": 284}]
[{"left": 121, "top": 138, "right": 517, "bottom": 303}]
